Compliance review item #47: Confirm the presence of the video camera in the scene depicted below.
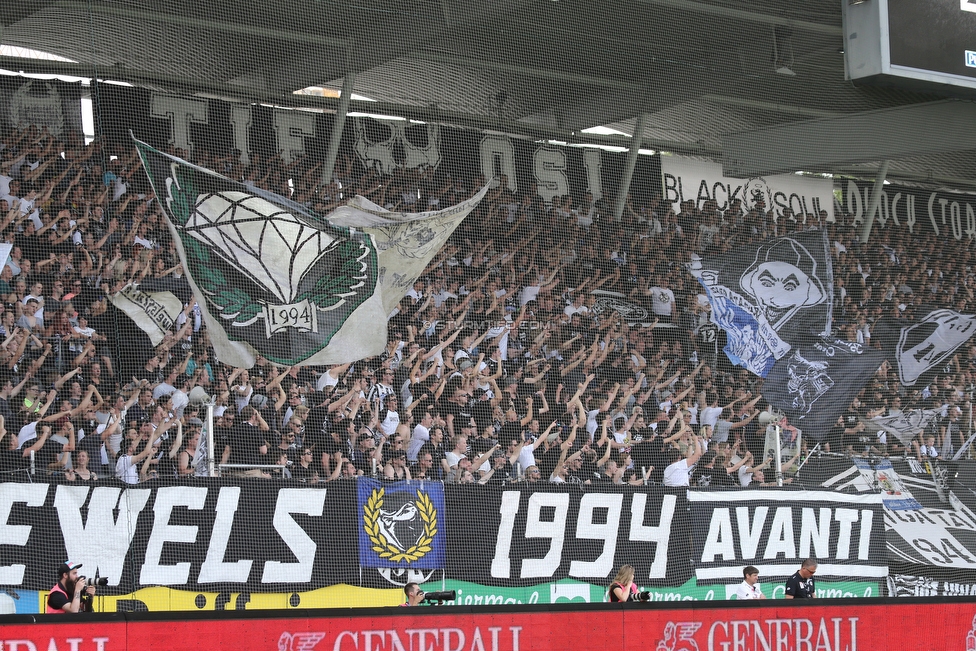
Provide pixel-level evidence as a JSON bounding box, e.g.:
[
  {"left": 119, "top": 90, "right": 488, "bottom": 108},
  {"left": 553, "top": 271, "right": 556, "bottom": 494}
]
[{"left": 420, "top": 590, "right": 456, "bottom": 604}]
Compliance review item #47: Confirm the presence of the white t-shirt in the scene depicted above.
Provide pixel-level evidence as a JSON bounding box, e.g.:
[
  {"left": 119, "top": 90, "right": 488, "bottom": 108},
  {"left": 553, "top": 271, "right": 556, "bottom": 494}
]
[
  {"left": 649, "top": 287, "right": 675, "bottom": 316},
  {"left": 735, "top": 580, "right": 764, "bottom": 600},
  {"left": 700, "top": 406, "right": 723, "bottom": 428},
  {"left": 663, "top": 459, "right": 693, "bottom": 486},
  {"left": 445, "top": 450, "right": 465, "bottom": 468},
  {"left": 407, "top": 424, "right": 430, "bottom": 462},
  {"left": 116, "top": 454, "right": 140, "bottom": 484}
]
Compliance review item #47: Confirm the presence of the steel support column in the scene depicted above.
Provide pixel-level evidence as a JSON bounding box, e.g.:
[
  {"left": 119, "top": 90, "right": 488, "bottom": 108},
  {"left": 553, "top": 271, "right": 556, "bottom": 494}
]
[
  {"left": 613, "top": 112, "right": 647, "bottom": 222},
  {"left": 859, "top": 160, "right": 889, "bottom": 244},
  {"left": 322, "top": 73, "right": 356, "bottom": 186}
]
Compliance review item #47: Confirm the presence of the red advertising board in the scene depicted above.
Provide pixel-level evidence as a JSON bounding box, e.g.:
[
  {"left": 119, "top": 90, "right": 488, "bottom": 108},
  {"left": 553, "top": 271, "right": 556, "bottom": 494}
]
[{"left": 3, "top": 601, "right": 975, "bottom": 651}]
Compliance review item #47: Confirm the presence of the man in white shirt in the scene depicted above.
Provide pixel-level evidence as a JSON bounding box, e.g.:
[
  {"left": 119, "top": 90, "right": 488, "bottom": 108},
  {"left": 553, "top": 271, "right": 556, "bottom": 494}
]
[
  {"left": 662, "top": 437, "right": 704, "bottom": 487},
  {"left": 407, "top": 409, "right": 433, "bottom": 462},
  {"left": 735, "top": 566, "right": 766, "bottom": 600},
  {"left": 648, "top": 278, "right": 676, "bottom": 322}
]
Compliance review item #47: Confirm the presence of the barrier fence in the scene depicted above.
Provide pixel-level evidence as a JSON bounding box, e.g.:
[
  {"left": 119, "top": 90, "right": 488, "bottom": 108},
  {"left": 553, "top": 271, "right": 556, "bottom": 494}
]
[{"left": 2, "top": 458, "right": 976, "bottom": 613}]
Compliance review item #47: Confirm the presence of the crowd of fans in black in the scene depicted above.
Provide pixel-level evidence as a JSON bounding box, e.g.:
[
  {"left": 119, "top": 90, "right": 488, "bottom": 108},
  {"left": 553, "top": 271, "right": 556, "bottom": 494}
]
[{"left": 0, "top": 123, "right": 972, "bottom": 487}]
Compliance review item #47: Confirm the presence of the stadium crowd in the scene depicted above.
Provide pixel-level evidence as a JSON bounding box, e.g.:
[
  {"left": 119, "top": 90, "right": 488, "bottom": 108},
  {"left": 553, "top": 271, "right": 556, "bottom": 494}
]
[{"left": 0, "top": 123, "right": 973, "bottom": 487}]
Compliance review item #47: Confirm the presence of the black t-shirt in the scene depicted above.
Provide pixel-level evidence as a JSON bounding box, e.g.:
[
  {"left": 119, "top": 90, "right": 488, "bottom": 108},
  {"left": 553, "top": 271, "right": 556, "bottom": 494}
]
[
  {"left": 47, "top": 583, "right": 72, "bottom": 611},
  {"left": 0, "top": 448, "right": 25, "bottom": 473},
  {"left": 470, "top": 433, "right": 497, "bottom": 460},
  {"left": 229, "top": 422, "right": 267, "bottom": 466},
  {"left": 471, "top": 399, "right": 494, "bottom": 431},
  {"left": 290, "top": 462, "right": 318, "bottom": 483},
  {"left": 537, "top": 444, "right": 563, "bottom": 479},
  {"left": 784, "top": 570, "right": 816, "bottom": 598}
]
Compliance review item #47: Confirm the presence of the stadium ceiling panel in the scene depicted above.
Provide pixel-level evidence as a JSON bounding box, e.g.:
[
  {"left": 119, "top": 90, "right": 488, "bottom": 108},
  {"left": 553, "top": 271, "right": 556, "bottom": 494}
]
[{"left": 1, "top": 0, "right": 973, "bottom": 187}]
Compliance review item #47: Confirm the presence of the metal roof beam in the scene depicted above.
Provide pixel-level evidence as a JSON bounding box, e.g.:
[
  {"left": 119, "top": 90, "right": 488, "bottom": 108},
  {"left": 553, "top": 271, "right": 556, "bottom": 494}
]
[
  {"left": 636, "top": 0, "right": 842, "bottom": 36},
  {"left": 722, "top": 100, "right": 976, "bottom": 177},
  {"left": 56, "top": 2, "right": 348, "bottom": 49}
]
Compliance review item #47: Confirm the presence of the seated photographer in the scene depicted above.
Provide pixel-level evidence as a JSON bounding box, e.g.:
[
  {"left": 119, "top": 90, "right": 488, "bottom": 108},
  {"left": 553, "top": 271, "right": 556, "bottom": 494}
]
[{"left": 608, "top": 564, "right": 636, "bottom": 602}]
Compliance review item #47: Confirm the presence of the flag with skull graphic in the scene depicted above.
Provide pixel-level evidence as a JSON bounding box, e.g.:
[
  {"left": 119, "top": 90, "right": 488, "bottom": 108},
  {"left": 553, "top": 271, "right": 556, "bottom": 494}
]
[
  {"left": 763, "top": 335, "right": 884, "bottom": 440},
  {"left": 688, "top": 229, "right": 833, "bottom": 377},
  {"left": 358, "top": 479, "right": 445, "bottom": 569},
  {"left": 873, "top": 308, "right": 976, "bottom": 387},
  {"left": 135, "top": 138, "right": 488, "bottom": 367}
]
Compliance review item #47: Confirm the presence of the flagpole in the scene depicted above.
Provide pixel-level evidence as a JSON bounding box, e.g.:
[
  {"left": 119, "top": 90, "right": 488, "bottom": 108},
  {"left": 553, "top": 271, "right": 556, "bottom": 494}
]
[{"left": 774, "top": 425, "right": 783, "bottom": 487}]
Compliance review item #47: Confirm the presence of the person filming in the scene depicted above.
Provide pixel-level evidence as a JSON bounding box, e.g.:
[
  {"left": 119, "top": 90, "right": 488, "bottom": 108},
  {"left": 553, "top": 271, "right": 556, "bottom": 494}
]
[
  {"left": 608, "top": 565, "right": 637, "bottom": 602},
  {"left": 47, "top": 561, "right": 95, "bottom": 613},
  {"left": 401, "top": 582, "right": 425, "bottom": 607}
]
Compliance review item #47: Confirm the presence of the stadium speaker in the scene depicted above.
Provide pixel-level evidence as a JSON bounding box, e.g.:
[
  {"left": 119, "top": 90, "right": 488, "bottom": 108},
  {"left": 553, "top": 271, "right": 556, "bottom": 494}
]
[{"left": 189, "top": 386, "right": 213, "bottom": 406}]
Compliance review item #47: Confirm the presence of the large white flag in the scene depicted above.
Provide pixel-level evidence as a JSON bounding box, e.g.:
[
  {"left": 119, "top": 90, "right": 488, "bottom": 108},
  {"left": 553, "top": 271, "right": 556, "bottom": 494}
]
[
  {"left": 109, "top": 284, "right": 184, "bottom": 346},
  {"left": 135, "top": 139, "right": 488, "bottom": 367}
]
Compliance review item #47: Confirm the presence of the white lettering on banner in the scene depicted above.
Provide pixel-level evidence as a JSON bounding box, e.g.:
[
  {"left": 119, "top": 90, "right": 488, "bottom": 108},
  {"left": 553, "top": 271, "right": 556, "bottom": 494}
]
[
  {"left": 661, "top": 156, "right": 834, "bottom": 221},
  {"left": 319, "top": 626, "right": 522, "bottom": 651},
  {"left": 701, "top": 506, "right": 875, "bottom": 566},
  {"left": 582, "top": 149, "right": 603, "bottom": 200},
  {"left": 533, "top": 147, "right": 568, "bottom": 203},
  {"left": 477, "top": 135, "right": 605, "bottom": 202},
  {"left": 569, "top": 493, "right": 623, "bottom": 578},
  {"left": 521, "top": 493, "right": 569, "bottom": 578},
  {"left": 141, "top": 486, "right": 207, "bottom": 585},
  {"left": 886, "top": 508, "right": 976, "bottom": 568},
  {"left": 274, "top": 111, "right": 316, "bottom": 164},
  {"left": 198, "top": 487, "right": 253, "bottom": 583},
  {"left": 229, "top": 104, "right": 253, "bottom": 165},
  {"left": 490, "top": 491, "right": 520, "bottom": 578},
  {"left": 262, "top": 488, "right": 326, "bottom": 583},
  {"left": 0, "top": 483, "right": 48, "bottom": 584},
  {"left": 846, "top": 180, "right": 976, "bottom": 240},
  {"left": 692, "top": 617, "right": 858, "bottom": 651},
  {"left": 55, "top": 485, "right": 151, "bottom": 585},
  {"left": 479, "top": 135, "right": 517, "bottom": 192},
  {"left": 629, "top": 493, "right": 675, "bottom": 578},
  {"left": 150, "top": 94, "right": 208, "bottom": 153},
  {"left": 490, "top": 492, "right": 675, "bottom": 580},
  {"left": 0, "top": 639, "right": 110, "bottom": 651}
]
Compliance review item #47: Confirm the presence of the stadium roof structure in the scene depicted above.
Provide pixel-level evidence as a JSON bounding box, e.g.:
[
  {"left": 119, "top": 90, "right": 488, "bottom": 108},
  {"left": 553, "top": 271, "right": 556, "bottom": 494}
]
[{"left": 2, "top": 0, "right": 975, "bottom": 188}]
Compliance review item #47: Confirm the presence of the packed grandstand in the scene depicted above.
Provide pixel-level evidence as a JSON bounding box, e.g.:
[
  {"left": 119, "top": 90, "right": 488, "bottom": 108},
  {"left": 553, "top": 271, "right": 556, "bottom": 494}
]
[{"left": 0, "top": 123, "right": 971, "bottom": 490}]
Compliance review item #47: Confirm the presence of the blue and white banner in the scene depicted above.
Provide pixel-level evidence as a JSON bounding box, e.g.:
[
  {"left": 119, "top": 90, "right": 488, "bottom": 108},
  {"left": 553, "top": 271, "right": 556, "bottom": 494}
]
[
  {"left": 358, "top": 479, "right": 446, "bottom": 570},
  {"left": 689, "top": 229, "right": 833, "bottom": 377}
]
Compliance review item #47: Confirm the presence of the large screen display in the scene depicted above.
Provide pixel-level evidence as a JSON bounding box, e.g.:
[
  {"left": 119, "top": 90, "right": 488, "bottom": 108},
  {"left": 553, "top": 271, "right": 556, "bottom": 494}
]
[{"left": 888, "top": 0, "right": 976, "bottom": 83}]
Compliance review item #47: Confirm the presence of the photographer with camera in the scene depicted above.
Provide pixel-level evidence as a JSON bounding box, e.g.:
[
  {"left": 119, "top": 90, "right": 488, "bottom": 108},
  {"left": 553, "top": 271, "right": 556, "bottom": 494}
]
[
  {"left": 401, "top": 582, "right": 425, "bottom": 607},
  {"left": 609, "top": 565, "right": 640, "bottom": 602},
  {"left": 46, "top": 561, "right": 95, "bottom": 613}
]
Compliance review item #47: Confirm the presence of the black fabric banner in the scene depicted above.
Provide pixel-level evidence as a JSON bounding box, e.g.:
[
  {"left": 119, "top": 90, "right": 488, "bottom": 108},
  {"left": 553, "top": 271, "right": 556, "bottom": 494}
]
[
  {"left": 0, "top": 77, "right": 83, "bottom": 138},
  {"left": 839, "top": 179, "right": 976, "bottom": 241},
  {"left": 690, "top": 229, "right": 833, "bottom": 378},
  {"left": 872, "top": 308, "right": 976, "bottom": 388},
  {"left": 93, "top": 84, "right": 662, "bottom": 205},
  {"left": 0, "top": 478, "right": 905, "bottom": 596},
  {"left": 443, "top": 484, "right": 690, "bottom": 589},
  {"left": 762, "top": 335, "right": 885, "bottom": 439}
]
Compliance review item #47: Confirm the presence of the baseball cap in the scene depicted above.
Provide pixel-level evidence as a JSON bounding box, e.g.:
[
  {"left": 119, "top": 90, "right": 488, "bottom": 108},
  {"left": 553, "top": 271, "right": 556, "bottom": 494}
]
[
  {"left": 59, "top": 561, "right": 82, "bottom": 576},
  {"left": 187, "top": 417, "right": 204, "bottom": 427}
]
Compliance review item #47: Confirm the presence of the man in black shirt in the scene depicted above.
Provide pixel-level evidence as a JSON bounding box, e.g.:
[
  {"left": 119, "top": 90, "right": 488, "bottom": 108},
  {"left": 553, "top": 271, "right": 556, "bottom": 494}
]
[{"left": 784, "top": 559, "right": 817, "bottom": 599}]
